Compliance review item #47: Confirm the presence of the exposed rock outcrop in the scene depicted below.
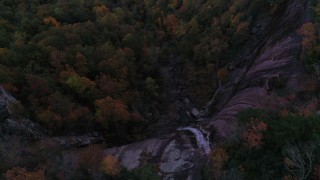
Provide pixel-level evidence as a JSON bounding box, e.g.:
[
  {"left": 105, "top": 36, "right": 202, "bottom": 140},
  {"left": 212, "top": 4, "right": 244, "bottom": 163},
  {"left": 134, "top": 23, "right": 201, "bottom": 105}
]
[
  {"left": 103, "top": 132, "right": 206, "bottom": 180},
  {"left": 0, "top": 100, "right": 9, "bottom": 121},
  {"left": 0, "top": 86, "right": 45, "bottom": 140},
  {"left": 0, "top": 87, "right": 14, "bottom": 121},
  {"left": 102, "top": 0, "right": 309, "bottom": 179}
]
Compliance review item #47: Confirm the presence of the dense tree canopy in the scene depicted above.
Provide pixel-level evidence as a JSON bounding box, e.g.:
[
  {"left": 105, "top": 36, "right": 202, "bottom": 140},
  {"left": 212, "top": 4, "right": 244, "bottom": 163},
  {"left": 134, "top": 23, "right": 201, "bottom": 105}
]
[{"left": 0, "top": 0, "right": 286, "bottom": 141}]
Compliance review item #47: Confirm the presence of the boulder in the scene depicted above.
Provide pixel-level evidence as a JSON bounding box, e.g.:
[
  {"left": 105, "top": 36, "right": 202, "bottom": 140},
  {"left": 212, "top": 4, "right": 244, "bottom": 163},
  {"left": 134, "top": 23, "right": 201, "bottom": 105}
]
[{"left": 191, "top": 108, "right": 200, "bottom": 117}]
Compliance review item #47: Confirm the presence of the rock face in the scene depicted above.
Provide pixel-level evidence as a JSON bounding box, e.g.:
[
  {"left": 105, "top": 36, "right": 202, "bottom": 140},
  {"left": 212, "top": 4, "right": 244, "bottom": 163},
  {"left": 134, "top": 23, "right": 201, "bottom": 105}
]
[
  {"left": 0, "top": 87, "right": 14, "bottom": 121},
  {"left": 206, "top": 0, "right": 308, "bottom": 138},
  {"left": 0, "top": 86, "right": 20, "bottom": 114},
  {"left": 0, "top": 100, "right": 9, "bottom": 121},
  {"left": 103, "top": 133, "right": 206, "bottom": 180},
  {"left": 102, "top": 0, "right": 309, "bottom": 179},
  {"left": 1, "top": 118, "right": 45, "bottom": 140},
  {"left": 0, "top": 86, "right": 45, "bottom": 140}
]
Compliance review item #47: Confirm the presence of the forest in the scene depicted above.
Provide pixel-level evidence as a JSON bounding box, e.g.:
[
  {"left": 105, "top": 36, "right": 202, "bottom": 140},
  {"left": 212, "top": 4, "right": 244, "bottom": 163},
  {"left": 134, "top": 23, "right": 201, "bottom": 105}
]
[
  {"left": 0, "top": 0, "right": 285, "bottom": 142},
  {"left": 1, "top": 0, "right": 320, "bottom": 179}
]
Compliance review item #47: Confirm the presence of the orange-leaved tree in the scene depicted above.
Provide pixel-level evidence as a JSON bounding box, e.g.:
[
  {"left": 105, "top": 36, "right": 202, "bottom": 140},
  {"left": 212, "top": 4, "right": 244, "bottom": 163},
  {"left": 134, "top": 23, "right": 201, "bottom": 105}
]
[
  {"left": 94, "top": 96, "right": 131, "bottom": 127},
  {"left": 101, "top": 155, "right": 121, "bottom": 176},
  {"left": 298, "top": 23, "right": 317, "bottom": 50},
  {"left": 211, "top": 147, "right": 229, "bottom": 180},
  {"left": 43, "top": 16, "right": 60, "bottom": 27},
  {"left": 242, "top": 119, "right": 268, "bottom": 149}
]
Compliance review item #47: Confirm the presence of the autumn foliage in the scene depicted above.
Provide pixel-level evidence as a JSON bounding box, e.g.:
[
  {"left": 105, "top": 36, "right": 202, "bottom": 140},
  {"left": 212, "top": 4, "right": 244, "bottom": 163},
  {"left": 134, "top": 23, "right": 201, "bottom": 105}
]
[
  {"left": 298, "top": 23, "right": 317, "bottom": 49},
  {"left": 242, "top": 119, "right": 268, "bottom": 149},
  {"left": 0, "top": 0, "right": 289, "bottom": 151},
  {"left": 77, "top": 145, "right": 104, "bottom": 173},
  {"left": 211, "top": 147, "right": 229, "bottom": 180},
  {"left": 298, "top": 22, "right": 320, "bottom": 72},
  {"left": 43, "top": 16, "right": 60, "bottom": 27},
  {"left": 101, "top": 155, "right": 121, "bottom": 176},
  {"left": 95, "top": 96, "right": 130, "bottom": 124},
  {"left": 5, "top": 167, "right": 45, "bottom": 180}
]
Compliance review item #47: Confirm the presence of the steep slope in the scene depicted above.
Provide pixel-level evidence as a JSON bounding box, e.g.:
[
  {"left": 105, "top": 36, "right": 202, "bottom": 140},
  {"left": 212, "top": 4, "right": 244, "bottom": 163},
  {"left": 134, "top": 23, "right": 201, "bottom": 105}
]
[
  {"left": 207, "top": 0, "right": 308, "bottom": 137},
  {"left": 102, "top": 0, "right": 309, "bottom": 179}
]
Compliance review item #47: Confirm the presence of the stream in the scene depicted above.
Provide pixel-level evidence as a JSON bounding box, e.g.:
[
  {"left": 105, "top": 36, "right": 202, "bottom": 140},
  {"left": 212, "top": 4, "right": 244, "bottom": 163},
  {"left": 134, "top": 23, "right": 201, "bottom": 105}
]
[{"left": 177, "top": 127, "right": 211, "bottom": 155}]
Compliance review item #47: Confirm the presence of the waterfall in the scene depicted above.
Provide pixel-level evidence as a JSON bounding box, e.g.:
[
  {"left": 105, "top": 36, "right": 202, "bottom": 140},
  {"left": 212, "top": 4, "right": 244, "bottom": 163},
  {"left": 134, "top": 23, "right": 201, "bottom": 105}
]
[{"left": 178, "top": 127, "right": 211, "bottom": 155}]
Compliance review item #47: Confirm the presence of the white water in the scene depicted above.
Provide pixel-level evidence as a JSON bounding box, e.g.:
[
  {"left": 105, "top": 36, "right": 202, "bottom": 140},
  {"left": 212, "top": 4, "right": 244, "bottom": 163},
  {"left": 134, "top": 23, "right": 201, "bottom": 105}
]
[{"left": 178, "top": 127, "right": 211, "bottom": 155}]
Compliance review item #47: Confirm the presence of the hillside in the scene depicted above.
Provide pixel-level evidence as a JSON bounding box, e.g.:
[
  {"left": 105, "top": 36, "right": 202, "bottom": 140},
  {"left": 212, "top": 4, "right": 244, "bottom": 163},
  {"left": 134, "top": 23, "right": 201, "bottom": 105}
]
[{"left": 1, "top": 0, "right": 320, "bottom": 179}]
